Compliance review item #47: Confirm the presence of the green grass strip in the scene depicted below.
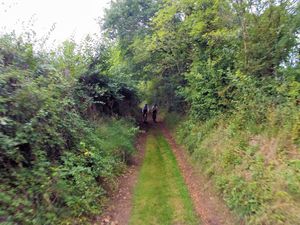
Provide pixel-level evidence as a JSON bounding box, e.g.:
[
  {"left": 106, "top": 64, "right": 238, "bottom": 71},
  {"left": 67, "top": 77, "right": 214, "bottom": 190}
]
[{"left": 129, "top": 131, "right": 200, "bottom": 225}]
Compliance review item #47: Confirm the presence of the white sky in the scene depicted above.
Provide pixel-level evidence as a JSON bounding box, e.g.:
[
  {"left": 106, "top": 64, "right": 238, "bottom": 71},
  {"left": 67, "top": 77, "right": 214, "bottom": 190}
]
[{"left": 0, "top": 0, "right": 111, "bottom": 46}]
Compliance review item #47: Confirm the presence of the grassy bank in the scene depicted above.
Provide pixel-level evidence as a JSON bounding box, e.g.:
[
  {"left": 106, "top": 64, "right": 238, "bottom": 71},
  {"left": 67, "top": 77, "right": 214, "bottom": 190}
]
[
  {"left": 165, "top": 104, "right": 300, "bottom": 224},
  {"left": 129, "top": 131, "right": 199, "bottom": 225}
]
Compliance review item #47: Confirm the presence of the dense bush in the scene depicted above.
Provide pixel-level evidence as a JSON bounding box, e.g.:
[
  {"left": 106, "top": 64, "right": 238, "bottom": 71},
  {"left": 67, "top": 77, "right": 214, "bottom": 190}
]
[
  {"left": 171, "top": 76, "right": 300, "bottom": 224},
  {"left": 0, "top": 34, "right": 139, "bottom": 224}
]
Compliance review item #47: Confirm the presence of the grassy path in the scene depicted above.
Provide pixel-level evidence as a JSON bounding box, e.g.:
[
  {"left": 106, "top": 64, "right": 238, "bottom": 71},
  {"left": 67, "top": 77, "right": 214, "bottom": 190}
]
[{"left": 129, "top": 130, "right": 200, "bottom": 225}]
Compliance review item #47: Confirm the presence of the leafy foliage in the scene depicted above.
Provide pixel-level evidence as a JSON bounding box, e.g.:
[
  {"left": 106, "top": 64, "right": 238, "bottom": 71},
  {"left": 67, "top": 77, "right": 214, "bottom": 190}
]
[
  {"left": 0, "top": 33, "right": 138, "bottom": 224},
  {"left": 1, "top": 0, "right": 300, "bottom": 223},
  {"left": 148, "top": 0, "right": 300, "bottom": 223}
]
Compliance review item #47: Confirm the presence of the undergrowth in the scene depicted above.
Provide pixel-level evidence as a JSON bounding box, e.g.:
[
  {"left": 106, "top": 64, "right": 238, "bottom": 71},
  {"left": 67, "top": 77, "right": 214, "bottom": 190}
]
[
  {"left": 167, "top": 102, "right": 300, "bottom": 224},
  {"left": 0, "top": 118, "right": 138, "bottom": 224},
  {"left": 0, "top": 33, "right": 139, "bottom": 224}
]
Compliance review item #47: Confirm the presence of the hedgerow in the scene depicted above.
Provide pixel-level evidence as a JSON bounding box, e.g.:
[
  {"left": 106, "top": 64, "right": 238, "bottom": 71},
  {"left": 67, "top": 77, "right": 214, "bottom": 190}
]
[{"left": 0, "top": 34, "right": 138, "bottom": 224}]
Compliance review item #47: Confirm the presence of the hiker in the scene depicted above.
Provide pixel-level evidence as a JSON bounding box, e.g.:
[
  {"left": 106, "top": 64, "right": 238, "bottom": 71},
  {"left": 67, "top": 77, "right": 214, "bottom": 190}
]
[
  {"left": 152, "top": 104, "right": 158, "bottom": 123},
  {"left": 142, "top": 104, "right": 148, "bottom": 123}
]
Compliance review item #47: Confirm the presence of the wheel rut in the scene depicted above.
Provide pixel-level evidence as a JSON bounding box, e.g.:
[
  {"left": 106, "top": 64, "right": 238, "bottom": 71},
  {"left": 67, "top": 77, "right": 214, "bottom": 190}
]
[{"left": 97, "top": 121, "right": 241, "bottom": 225}]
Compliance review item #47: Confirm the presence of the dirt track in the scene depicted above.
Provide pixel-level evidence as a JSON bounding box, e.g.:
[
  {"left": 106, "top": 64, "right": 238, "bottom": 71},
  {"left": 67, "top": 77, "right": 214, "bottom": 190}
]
[
  {"left": 95, "top": 129, "right": 147, "bottom": 225},
  {"left": 96, "top": 121, "right": 242, "bottom": 225},
  {"left": 159, "top": 123, "right": 241, "bottom": 225}
]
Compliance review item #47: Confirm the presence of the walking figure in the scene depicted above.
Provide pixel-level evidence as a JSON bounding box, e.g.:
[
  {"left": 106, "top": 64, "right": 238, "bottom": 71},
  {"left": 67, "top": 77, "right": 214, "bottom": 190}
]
[
  {"left": 142, "top": 104, "right": 148, "bottom": 123},
  {"left": 152, "top": 104, "right": 158, "bottom": 123}
]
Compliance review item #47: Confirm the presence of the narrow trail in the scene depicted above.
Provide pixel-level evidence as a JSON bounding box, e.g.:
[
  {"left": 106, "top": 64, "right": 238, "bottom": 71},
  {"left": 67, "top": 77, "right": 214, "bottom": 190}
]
[
  {"left": 129, "top": 128, "right": 199, "bottom": 225},
  {"left": 95, "top": 129, "right": 147, "bottom": 225},
  {"left": 159, "top": 123, "right": 241, "bottom": 225},
  {"left": 97, "top": 121, "right": 241, "bottom": 225}
]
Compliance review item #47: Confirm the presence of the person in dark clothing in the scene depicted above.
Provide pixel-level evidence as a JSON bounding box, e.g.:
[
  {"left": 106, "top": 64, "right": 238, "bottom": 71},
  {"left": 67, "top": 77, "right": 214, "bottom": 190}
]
[
  {"left": 152, "top": 104, "right": 158, "bottom": 123},
  {"left": 142, "top": 104, "right": 148, "bottom": 123}
]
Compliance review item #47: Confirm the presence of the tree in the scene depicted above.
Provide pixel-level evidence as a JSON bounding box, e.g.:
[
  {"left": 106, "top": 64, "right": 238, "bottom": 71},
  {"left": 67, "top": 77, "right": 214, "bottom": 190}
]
[{"left": 234, "top": 0, "right": 300, "bottom": 76}]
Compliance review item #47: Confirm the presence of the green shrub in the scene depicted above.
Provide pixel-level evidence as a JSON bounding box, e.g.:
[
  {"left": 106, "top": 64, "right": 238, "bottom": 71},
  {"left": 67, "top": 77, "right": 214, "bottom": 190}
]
[
  {"left": 0, "top": 34, "right": 139, "bottom": 224},
  {"left": 174, "top": 93, "right": 300, "bottom": 223}
]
